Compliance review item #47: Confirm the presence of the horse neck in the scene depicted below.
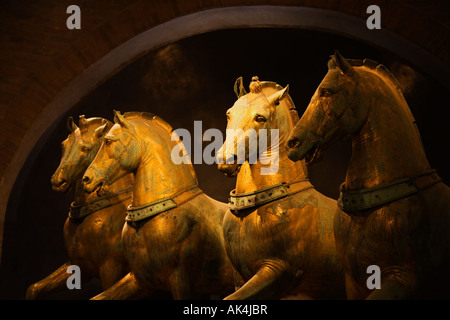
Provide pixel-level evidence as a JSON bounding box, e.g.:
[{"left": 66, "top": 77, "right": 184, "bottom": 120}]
[
  {"left": 131, "top": 136, "right": 197, "bottom": 207},
  {"left": 74, "top": 173, "right": 133, "bottom": 205},
  {"left": 235, "top": 117, "right": 308, "bottom": 194},
  {"left": 346, "top": 80, "right": 430, "bottom": 190}
]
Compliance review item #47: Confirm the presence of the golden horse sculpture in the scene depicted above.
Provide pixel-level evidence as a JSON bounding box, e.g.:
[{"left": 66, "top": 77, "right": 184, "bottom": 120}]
[
  {"left": 26, "top": 116, "right": 134, "bottom": 299},
  {"left": 82, "top": 111, "right": 236, "bottom": 299},
  {"left": 287, "top": 51, "right": 450, "bottom": 299},
  {"left": 217, "top": 77, "right": 345, "bottom": 299}
]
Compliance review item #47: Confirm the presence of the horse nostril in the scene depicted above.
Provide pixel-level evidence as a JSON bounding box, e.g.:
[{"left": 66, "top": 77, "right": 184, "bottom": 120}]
[
  {"left": 82, "top": 175, "right": 91, "bottom": 184},
  {"left": 52, "top": 178, "right": 66, "bottom": 187},
  {"left": 287, "top": 137, "right": 300, "bottom": 149}
]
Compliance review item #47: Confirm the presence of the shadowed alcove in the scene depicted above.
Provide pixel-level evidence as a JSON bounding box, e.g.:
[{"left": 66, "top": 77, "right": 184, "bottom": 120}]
[{"left": 1, "top": 2, "right": 449, "bottom": 299}]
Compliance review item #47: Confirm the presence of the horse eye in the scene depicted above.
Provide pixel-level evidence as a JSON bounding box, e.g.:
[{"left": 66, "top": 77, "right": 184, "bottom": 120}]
[
  {"left": 105, "top": 139, "right": 113, "bottom": 146},
  {"left": 226, "top": 113, "right": 231, "bottom": 121},
  {"left": 81, "top": 146, "right": 91, "bottom": 152},
  {"left": 254, "top": 115, "right": 267, "bottom": 123},
  {"left": 320, "top": 88, "right": 334, "bottom": 97}
]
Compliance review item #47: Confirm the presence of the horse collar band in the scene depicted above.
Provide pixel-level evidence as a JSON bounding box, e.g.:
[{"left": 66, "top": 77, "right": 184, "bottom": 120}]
[
  {"left": 126, "top": 186, "right": 202, "bottom": 222},
  {"left": 69, "top": 186, "right": 133, "bottom": 220},
  {"left": 229, "top": 179, "right": 313, "bottom": 212},
  {"left": 338, "top": 169, "right": 441, "bottom": 215}
]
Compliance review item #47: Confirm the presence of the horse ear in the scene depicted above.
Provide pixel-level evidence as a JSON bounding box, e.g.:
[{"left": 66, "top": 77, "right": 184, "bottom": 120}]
[
  {"left": 268, "top": 85, "right": 289, "bottom": 106},
  {"left": 334, "top": 50, "right": 355, "bottom": 76},
  {"left": 78, "top": 115, "right": 88, "bottom": 132},
  {"left": 94, "top": 122, "right": 109, "bottom": 138},
  {"left": 113, "top": 110, "right": 133, "bottom": 131},
  {"left": 234, "top": 76, "right": 247, "bottom": 98},
  {"left": 67, "top": 116, "right": 78, "bottom": 133}
]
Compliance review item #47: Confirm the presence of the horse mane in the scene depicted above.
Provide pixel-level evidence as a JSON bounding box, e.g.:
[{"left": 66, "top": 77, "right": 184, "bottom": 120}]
[
  {"left": 258, "top": 81, "right": 300, "bottom": 124},
  {"left": 123, "top": 111, "right": 174, "bottom": 134},
  {"left": 258, "top": 81, "right": 307, "bottom": 174},
  {"left": 122, "top": 111, "right": 198, "bottom": 183},
  {"left": 329, "top": 56, "right": 405, "bottom": 97}
]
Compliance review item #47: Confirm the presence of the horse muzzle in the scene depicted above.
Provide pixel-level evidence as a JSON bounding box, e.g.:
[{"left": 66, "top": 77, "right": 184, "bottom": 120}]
[
  {"left": 217, "top": 162, "right": 242, "bottom": 177},
  {"left": 216, "top": 148, "right": 243, "bottom": 176},
  {"left": 287, "top": 135, "right": 320, "bottom": 165},
  {"left": 51, "top": 176, "right": 71, "bottom": 193},
  {"left": 82, "top": 173, "right": 106, "bottom": 194},
  {"left": 51, "top": 169, "right": 72, "bottom": 193}
]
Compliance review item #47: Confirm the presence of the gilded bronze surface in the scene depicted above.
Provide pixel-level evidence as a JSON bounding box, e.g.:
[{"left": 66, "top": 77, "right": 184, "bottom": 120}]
[
  {"left": 287, "top": 51, "right": 450, "bottom": 299},
  {"left": 217, "top": 77, "right": 345, "bottom": 299},
  {"left": 82, "top": 111, "right": 235, "bottom": 299},
  {"left": 26, "top": 116, "right": 133, "bottom": 299}
]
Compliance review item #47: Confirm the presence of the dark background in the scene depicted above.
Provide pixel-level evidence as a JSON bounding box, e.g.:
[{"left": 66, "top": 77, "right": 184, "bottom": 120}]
[{"left": 1, "top": 27, "right": 448, "bottom": 299}]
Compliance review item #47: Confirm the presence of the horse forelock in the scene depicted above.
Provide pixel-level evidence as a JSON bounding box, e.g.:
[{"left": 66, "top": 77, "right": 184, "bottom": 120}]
[
  {"left": 240, "top": 81, "right": 297, "bottom": 125},
  {"left": 78, "top": 117, "right": 112, "bottom": 139},
  {"left": 87, "top": 117, "right": 111, "bottom": 126}
]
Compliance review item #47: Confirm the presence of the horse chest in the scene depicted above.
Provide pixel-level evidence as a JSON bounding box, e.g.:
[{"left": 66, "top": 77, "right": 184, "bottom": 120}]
[
  {"left": 122, "top": 213, "right": 199, "bottom": 284},
  {"left": 334, "top": 204, "right": 419, "bottom": 284},
  {"left": 223, "top": 207, "right": 295, "bottom": 278},
  {"left": 65, "top": 209, "right": 123, "bottom": 258}
]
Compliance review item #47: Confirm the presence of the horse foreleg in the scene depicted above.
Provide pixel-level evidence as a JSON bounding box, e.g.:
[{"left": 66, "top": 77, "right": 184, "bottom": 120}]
[
  {"left": 90, "top": 272, "right": 146, "bottom": 300},
  {"left": 366, "top": 278, "right": 416, "bottom": 299},
  {"left": 366, "top": 265, "right": 417, "bottom": 300},
  {"left": 26, "top": 262, "right": 84, "bottom": 299},
  {"left": 98, "top": 258, "right": 128, "bottom": 290},
  {"left": 170, "top": 268, "right": 193, "bottom": 299},
  {"left": 224, "top": 260, "right": 300, "bottom": 300}
]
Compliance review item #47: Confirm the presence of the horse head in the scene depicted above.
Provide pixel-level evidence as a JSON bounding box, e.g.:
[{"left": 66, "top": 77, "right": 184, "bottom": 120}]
[
  {"left": 51, "top": 115, "right": 112, "bottom": 193},
  {"left": 287, "top": 50, "right": 374, "bottom": 164},
  {"left": 217, "top": 76, "right": 293, "bottom": 176},
  {"left": 83, "top": 110, "right": 197, "bottom": 196},
  {"left": 82, "top": 110, "right": 142, "bottom": 194}
]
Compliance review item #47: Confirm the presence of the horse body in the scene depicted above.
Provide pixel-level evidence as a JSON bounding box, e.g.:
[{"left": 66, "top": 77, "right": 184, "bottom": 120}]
[
  {"left": 287, "top": 52, "right": 450, "bottom": 299},
  {"left": 218, "top": 78, "right": 345, "bottom": 299},
  {"left": 335, "top": 183, "right": 450, "bottom": 299},
  {"left": 83, "top": 112, "right": 235, "bottom": 299},
  {"left": 63, "top": 176, "right": 132, "bottom": 287},
  {"left": 223, "top": 175, "right": 343, "bottom": 299},
  {"left": 121, "top": 194, "right": 233, "bottom": 298},
  {"left": 335, "top": 66, "right": 450, "bottom": 299},
  {"left": 26, "top": 116, "right": 133, "bottom": 299}
]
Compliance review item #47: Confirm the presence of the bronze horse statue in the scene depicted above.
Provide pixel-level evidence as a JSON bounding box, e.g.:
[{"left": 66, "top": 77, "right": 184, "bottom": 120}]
[
  {"left": 82, "top": 111, "right": 236, "bottom": 299},
  {"left": 217, "top": 77, "right": 345, "bottom": 299},
  {"left": 287, "top": 51, "right": 450, "bottom": 299},
  {"left": 26, "top": 116, "right": 134, "bottom": 299}
]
